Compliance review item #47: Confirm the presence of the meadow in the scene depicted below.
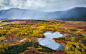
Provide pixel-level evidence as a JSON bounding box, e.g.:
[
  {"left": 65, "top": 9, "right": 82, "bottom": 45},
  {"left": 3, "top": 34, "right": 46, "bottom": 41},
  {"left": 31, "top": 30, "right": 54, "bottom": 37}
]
[{"left": 0, "top": 20, "right": 86, "bottom": 54}]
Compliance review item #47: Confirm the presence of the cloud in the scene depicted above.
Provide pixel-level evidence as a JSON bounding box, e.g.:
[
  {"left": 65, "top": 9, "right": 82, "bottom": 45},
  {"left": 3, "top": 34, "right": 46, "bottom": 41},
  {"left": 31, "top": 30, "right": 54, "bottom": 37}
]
[{"left": 0, "top": 0, "right": 86, "bottom": 12}]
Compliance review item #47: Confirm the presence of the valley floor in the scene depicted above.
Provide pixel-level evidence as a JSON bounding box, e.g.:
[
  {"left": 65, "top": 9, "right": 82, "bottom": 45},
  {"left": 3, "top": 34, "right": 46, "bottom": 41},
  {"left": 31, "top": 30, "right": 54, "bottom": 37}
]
[{"left": 0, "top": 20, "right": 86, "bottom": 54}]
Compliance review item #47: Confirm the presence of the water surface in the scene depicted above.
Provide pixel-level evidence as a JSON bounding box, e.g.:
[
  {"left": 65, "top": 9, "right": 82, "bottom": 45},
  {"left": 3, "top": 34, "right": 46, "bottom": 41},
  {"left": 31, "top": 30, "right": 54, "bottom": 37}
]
[{"left": 38, "top": 31, "right": 65, "bottom": 50}]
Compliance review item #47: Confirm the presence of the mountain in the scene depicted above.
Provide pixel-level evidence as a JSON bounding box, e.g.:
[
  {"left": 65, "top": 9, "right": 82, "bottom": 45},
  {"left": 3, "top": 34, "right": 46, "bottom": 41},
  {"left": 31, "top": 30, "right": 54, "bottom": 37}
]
[
  {"left": 0, "top": 7, "right": 86, "bottom": 21},
  {"left": 59, "top": 7, "right": 86, "bottom": 18},
  {"left": 0, "top": 8, "right": 56, "bottom": 19},
  {"left": 59, "top": 7, "right": 86, "bottom": 21}
]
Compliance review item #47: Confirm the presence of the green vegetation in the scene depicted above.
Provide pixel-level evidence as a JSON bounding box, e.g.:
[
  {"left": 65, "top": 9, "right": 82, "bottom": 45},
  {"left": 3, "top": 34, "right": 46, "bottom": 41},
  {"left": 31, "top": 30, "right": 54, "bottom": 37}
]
[
  {"left": 38, "top": 45, "right": 55, "bottom": 53},
  {"left": 33, "top": 42, "right": 39, "bottom": 48},
  {"left": 5, "top": 41, "right": 32, "bottom": 54},
  {"left": 82, "top": 40, "right": 86, "bottom": 46},
  {"left": 4, "top": 41, "right": 55, "bottom": 54},
  {"left": 55, "top": 38, "right": 65, "bottom": 40},
  {"left": 70, "top": 29, "right": 77, "bottom": 31}
]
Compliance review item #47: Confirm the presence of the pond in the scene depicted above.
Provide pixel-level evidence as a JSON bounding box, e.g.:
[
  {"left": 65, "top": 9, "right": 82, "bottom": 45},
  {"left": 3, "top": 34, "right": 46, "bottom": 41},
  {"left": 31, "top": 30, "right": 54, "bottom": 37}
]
[
  {"left": 43, "top": 32, "right": 63, "bottom": 39},
  {"left": 0, "top": 20, "right": 2, "bottom": 22},
  {"left": 38, "top": 31, "right": 65, "bottom": 50}
]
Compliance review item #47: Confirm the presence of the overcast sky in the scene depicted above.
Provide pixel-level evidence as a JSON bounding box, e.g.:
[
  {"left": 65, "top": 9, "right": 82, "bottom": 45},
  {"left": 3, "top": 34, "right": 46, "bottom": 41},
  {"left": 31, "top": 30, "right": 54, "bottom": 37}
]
[{"left": 0, "top": 0, "right": 86, "bottom": 12}]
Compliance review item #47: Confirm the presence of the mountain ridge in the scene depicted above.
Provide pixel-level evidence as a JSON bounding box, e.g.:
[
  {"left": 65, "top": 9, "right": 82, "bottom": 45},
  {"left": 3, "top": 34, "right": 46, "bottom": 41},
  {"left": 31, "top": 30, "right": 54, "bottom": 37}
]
[{"left": 0, "top": 7, "right": 86, "bottom": 21}]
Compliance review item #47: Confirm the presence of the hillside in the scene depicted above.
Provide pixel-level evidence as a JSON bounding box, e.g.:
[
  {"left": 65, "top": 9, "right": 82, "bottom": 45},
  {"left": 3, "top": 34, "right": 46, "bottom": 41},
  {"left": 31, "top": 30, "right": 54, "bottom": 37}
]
[{"left": 0, "top": 7, "right": 86, "bottom": 21}]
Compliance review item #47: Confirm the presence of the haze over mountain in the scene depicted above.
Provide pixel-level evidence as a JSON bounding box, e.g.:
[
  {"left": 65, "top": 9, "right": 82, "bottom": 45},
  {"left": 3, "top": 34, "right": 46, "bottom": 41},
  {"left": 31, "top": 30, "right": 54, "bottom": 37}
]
[{"left": 0, "top": 7, "right": 86, "bottom": 20}]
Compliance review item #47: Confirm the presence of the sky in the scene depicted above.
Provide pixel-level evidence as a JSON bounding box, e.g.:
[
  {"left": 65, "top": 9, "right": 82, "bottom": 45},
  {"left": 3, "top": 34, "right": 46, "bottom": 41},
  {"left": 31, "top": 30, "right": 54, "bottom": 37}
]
[{"left": 0, "top": 0, "right": 86, "bottom": 12}]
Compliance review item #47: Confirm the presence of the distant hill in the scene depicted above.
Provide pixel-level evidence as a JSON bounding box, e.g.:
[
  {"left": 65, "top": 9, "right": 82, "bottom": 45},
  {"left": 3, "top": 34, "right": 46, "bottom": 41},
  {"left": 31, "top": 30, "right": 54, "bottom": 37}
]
[
  {"left": 59, "top": 7, "right": 86, "bottom": 21},
  {"left": 0, "top": 7, "right": 86, "bottom": 21},
  {"left": 60, "top": 17, "right": 86, "bottom": 21}
]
